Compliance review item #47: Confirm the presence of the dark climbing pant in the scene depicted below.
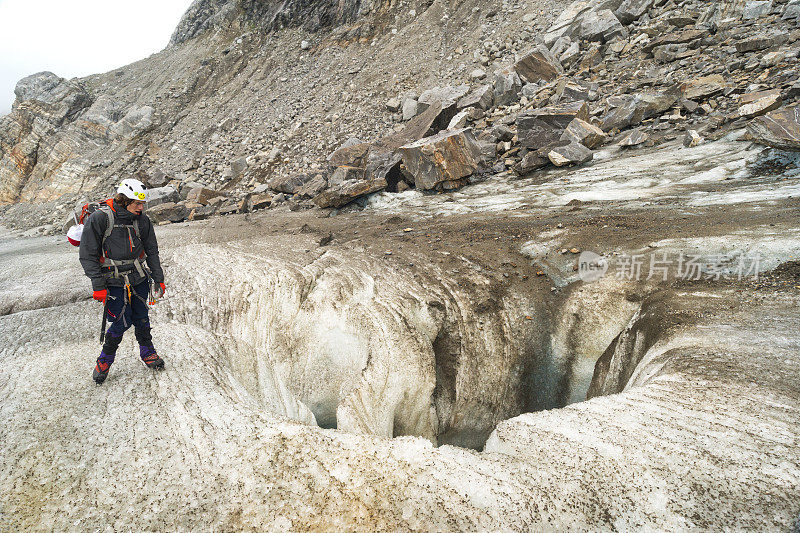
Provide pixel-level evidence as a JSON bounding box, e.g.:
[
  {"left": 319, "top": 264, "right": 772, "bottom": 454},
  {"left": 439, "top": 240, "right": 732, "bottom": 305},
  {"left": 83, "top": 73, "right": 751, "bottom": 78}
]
[{"left": 98, "top": 280, "right": 157, "bottom": 365}]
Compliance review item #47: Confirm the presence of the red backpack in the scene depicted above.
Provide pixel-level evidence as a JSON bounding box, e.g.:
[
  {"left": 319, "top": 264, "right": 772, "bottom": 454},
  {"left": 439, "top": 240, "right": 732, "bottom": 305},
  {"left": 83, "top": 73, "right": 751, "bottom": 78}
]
[{"left": 67, "top": 199, "right": 140, "bottom": 251}]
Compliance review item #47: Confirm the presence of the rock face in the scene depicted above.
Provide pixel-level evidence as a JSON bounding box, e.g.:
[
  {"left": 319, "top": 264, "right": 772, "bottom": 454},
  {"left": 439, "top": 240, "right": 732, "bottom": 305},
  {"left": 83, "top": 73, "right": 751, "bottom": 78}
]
[
  {"left": 0, "top": 73, "right": 92, "bottom": 203},
  {"left": 170, "top": 0, "right": 371, "bottom": 45},
  {"left": 399, "top": 128, "right": 482, "bottom": 190},
  {"left": 3, "top": 0, "right": 799, "bottom": 236}
]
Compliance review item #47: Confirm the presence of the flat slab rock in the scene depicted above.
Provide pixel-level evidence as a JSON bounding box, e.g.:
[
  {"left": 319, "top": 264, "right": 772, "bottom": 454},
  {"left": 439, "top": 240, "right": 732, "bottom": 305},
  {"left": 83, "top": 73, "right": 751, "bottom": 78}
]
[
  {"left": 735, "top": 32, "right": 787, "bottom": 53},
  {"left": 399, "top": 128, "right": 482, "bottom": 190},
  {"left": 547, "top": 141, "right": 593, "bottom": 167},
  {"left": 738, "top": 90, "right": 783, "bottom": 119},
  {"left": 417, "top": 85, "right": 470, "bottom": 115},
  {"left": 681, "top": 75, "right": 727, "bottom": 101},
  {"left": 313, "top": 176, "right": 387, "bottom": 208},
  {"left": 618, "top": 129, "right": 649, "bottom": 147},
  {"left": 746, "top": 105, "right": 800, "bottom": 149}
]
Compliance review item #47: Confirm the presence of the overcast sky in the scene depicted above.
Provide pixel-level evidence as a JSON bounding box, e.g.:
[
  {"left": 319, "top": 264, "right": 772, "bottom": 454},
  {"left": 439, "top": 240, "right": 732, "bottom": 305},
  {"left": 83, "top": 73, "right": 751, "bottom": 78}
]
[{"left": 0, "top": 0, "right": 194, "bottom": 115}]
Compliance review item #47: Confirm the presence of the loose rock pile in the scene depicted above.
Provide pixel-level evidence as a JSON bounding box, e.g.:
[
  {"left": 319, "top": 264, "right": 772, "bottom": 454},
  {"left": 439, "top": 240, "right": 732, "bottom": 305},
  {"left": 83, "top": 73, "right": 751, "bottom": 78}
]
[
  {"left": 1, "top": 0, "right": 799, "bottom": 228},
  {"left": 291, "top": 0, "right": 800, "bottom": 209}
]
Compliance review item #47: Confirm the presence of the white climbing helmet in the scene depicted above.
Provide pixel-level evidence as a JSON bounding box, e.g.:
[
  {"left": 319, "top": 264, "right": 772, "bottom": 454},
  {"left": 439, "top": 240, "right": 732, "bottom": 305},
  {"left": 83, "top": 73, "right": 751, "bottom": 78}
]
[{"left": 117, "top": 178, "right": 148, "bottom": 202}]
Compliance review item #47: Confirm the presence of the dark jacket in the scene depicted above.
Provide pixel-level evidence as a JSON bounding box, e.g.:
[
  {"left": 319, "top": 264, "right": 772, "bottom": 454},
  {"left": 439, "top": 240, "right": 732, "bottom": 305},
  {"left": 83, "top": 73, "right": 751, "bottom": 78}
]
[{"left": 79, "top": 200, "right": 165, "bottom": 291}]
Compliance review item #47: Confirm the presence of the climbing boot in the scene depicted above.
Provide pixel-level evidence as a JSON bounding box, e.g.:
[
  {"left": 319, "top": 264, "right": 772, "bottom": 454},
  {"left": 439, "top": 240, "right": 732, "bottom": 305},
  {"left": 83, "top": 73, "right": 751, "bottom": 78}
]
[
  {"left": 140, "top": 346, "right": 165, "bottom": 370},
  {"left": 93, "top": 359, "right": 112, "bottom": 384}
]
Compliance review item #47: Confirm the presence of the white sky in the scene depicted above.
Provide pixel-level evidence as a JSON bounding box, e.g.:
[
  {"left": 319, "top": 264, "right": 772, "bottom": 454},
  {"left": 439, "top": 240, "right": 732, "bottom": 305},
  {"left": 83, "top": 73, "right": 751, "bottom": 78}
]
[{"left": 0, "top": 0, "right": 194, "bottom": 115}]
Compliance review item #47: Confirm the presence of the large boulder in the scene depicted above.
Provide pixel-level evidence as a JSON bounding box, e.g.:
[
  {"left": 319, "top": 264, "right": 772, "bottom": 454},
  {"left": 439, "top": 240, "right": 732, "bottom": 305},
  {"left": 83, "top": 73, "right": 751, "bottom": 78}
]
[
  {"left": 493, "top": 67, "right": 522, "bottom": 107},
  {"left": 323, "top": 103, "right": 446, "bottom": 202},
  {"left": 600, "top": 91, "right": 678, "bottom": 132},
  {"left": 268, "top": 173, "right": 311, "bottom": 195},
  {"left": 783, "top": 0, "right": 800, "bottom": 19},
  {"left": 379, "top": 101, "right": 444, "bottom": 149},
  {"left": 328, "top": 141, "right": 372, "bottom": 167},
  {"left": 746, "top": 106, "right": 800, "bottom": 150},
  {"left": 561, "top": 80, "right": 597, "bottom": 103},
  {"left": 146, "top": 202, "right": 190, "bottom": 223},
  {"left": 600, "top": 96, "right": 639, "bottom": 132},
  {"left": 329, "top": 166, "right": 365, "bottom": 185},
  {"left": 514, "top": 150, "right": 550, "bottom": 175},
  {"left": 578, "top": 9, "right": 628, "bottom": 43},
  {"left": 250, "top": 193, "right": 272, "bottom": 210},
  {"left": 517, "top": 102, "right": 590, "bottom": 149},
  {"left": 186, "top": 187, "right": 226, "bottom": 205},
  {"left": 146, "top": 186, "right": 180, "bottom": 208},
  {"left": 514, "top": 46, "right": 564, "bottom": 84},
  {"left": 402, "top": 97, "right": 419, "bottom": 121},
  {"left": 417, "top": 85, "right": 470, "bottom": 117},
  {"left": 542, "top": 0, "right": 626, "bottom": 45},
  {"left": 561, "top": 118, "right": 608, "bottom": 149},
  {"left": 145, "top": 168, "right": 170, "bottom": 188},
  {"left": 458, "top": 85, "right": 494, "bottom": 111},
  {"left": 297, "top": 174, "right": 327, "bottom": 198},
  {"left": 399, "top": 128, "right": 482, "bottom": 190},
  {"left": 547, "top": 141, "right": 593, "bottom": 167},
  {"left": 618, "top": 129, "right": 649, "bottom": 147},
  {"left": 614, "top": 0, "right": 654, "bottom": 24}
]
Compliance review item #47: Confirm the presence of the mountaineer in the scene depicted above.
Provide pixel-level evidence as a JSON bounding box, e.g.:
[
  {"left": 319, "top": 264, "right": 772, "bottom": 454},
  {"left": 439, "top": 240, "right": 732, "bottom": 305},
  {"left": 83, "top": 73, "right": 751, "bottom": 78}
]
[{"left": 78, "top": 178, "right": 167, "bottom": 384}]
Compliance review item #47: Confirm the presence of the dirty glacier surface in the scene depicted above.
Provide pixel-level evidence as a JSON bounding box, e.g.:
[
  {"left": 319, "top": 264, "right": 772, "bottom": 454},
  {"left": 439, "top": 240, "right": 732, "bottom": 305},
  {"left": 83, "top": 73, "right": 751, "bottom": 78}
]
[{"left": 1, "top": 134, "right": 800, "bottom": 530}]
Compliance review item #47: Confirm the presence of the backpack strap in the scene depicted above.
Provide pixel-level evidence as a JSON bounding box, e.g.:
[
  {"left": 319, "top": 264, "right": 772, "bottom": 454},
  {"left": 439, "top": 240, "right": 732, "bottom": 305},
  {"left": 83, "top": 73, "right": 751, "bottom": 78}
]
[{"left": 100, "top": 205, "right": 115, "bottom": 250}]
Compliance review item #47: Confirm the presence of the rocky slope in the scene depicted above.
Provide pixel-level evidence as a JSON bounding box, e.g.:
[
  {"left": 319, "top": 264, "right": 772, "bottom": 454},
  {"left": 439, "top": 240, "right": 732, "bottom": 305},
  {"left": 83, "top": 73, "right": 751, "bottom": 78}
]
[{"left": 2, "top": 0, "right": 797, "bottom": 233}]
